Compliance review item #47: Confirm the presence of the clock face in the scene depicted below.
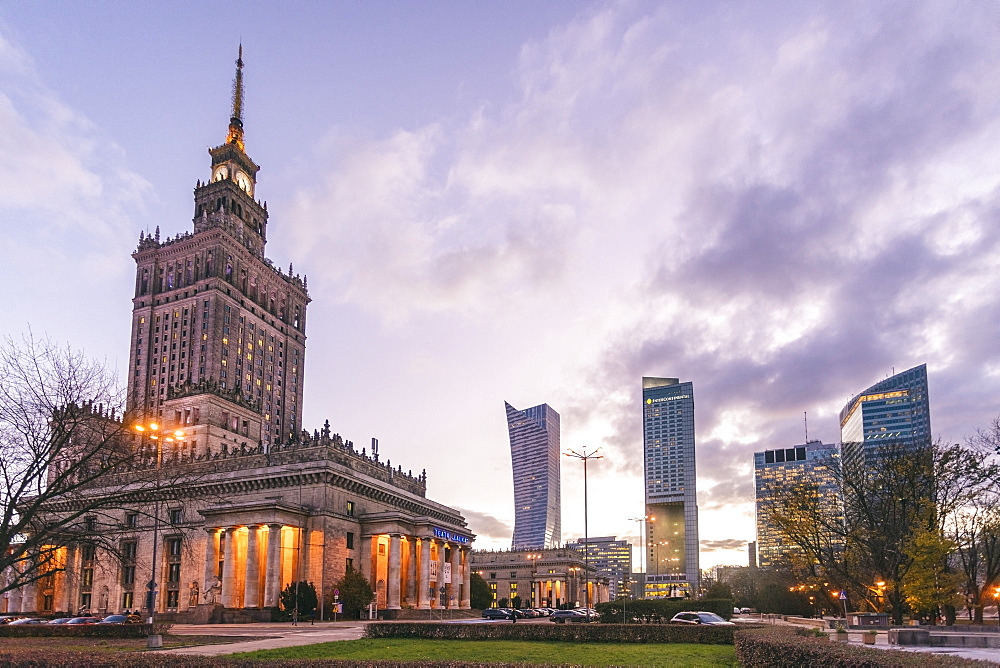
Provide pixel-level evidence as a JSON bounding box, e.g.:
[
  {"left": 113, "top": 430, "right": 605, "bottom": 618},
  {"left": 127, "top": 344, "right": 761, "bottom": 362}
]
[
  {"left": 213, "top": 166, "right": 229, "bottom": 182},
  {"left": 235, "top": 171, "right": 252, "bottom": 194}
]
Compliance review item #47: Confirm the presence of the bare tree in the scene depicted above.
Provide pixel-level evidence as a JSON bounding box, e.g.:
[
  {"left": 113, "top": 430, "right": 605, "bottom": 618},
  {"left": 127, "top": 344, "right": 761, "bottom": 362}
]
[
  {"left": 0, "top": 334, "right": 194, "bottom": 597},
  {"left": 759, "top": 438, "right": 996, "bottom": 624}
]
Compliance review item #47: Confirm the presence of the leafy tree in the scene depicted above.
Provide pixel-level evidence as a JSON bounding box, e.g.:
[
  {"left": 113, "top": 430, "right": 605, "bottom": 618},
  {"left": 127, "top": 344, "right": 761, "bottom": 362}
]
[
  {"left": 498, "top": 597, "right": 509, "bottom": 608},
  {"left": 470, "top": 572, "right": 492, "bottom": 609},
  {"left": 280, "top": 580, "right": 318, "bottom": 618},
  {"left": 511, "top": 594, "right": 522, "bottom": 609},
  {"left": 902, "top": 526, "right": 963, "bottom": 624},
  {"left": 332, "top": 567, "right": 374, "bottom": 619},
  {"left": 703, "top": 581, "right": 732, "bottom": 600}
]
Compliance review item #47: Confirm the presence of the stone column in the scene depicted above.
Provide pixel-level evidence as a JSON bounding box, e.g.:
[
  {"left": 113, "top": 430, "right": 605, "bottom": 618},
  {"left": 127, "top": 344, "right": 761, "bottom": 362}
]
[
  {"left": 21, "top": 581, "right": 36, "bottom": 613},
  {"left": 358, "top": 536, "right": 378, "bottom": 591},
  {"left": 460, "top": 547, "right": 471, "bottom": 609},
  {"left": 220, "top": 527, "right": 238, "bottom": 608},
  {"left": 60, "top": 544, "right": 78, "bottom": 614},
  {"left": 449, "top": 545, "right": 460, "bottom": 608},
  {"left": 244, "top": 525, "right": 261, "bottom": 608},
  {"left": 263, "top": 524, "right": 282, "bottom": 608},
  {"left": 436, "top": 541, "right": 446, "bottom": 609},
  {"left": 387, "top": 534, "right": 401, "bottom": 609},
  {"left": 417, "top": 537, "right": 431, "bottom": 609},
  {"left": 405, "top": 538, "right": 417, "bottom": 605},
  {"left": 203, "top": 528, "right": 220, "bottom": 603}
]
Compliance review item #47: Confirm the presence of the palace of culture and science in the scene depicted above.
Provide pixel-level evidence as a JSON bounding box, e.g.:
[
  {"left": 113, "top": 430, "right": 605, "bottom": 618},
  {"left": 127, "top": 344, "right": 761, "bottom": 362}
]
[{"left": 2, "top": 48, "right": 474, "bottom": 621}]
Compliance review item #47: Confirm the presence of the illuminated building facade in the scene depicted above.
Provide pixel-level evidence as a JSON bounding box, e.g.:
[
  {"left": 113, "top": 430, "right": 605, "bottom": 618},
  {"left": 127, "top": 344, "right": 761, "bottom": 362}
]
[
  {"left": 753, "top": 441, "right": 841, "bottom": 568},
  {"left": 470, "top": 548, "right": 609, "bottom": 609},
  {"left": 4, "top": 48, "right": 474, "bottom": 621},
  {"left": 505, "top": 402, "right": 561, "bottom": 549},
  {"left": 570, "top": 536, "right": 632, "bottom": 600},
  {"left": 642, "top": 377, "right": 699, "bottom": 598}
]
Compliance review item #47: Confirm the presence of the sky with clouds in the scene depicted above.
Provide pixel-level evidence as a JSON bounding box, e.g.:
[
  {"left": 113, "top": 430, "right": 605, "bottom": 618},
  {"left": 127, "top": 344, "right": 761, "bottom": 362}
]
[{"left": 1, "top": 1, "right": 998, "bottom": 571}]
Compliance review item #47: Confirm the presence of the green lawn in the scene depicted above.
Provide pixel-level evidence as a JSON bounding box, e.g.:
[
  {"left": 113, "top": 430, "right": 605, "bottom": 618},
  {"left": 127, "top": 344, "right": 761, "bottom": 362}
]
[{"left": 231, "top": 638, "right": 739, "bottom": 666}]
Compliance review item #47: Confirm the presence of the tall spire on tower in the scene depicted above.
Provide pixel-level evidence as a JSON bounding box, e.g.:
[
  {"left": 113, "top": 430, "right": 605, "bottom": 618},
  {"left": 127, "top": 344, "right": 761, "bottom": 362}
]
[{"left": 226, "top": 44, "right": 246, "bottom": 150}]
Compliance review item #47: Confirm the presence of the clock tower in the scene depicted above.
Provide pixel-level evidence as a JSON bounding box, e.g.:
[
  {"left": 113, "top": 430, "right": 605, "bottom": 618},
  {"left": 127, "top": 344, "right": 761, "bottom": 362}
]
[{"left": 128, "top": 46, "right": 310, "bottom": 455}]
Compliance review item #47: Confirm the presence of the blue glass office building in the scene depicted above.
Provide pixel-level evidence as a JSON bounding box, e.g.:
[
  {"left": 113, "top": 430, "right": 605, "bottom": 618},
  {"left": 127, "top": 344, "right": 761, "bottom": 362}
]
[
  {"left": 642, "top": 377, "right": 699, "bottom": 597},
  {"left": 839, "top": 364, "right": 931, "bottom": 463},
  {"left": 506, "top": 402, "right": 561, "bottom": 549}
]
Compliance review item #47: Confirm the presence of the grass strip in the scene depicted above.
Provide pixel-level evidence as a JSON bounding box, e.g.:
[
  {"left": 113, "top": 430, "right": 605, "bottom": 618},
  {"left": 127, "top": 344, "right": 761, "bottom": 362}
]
[{"left": 230, "top": 638, "right": 739, "bottom": 666}]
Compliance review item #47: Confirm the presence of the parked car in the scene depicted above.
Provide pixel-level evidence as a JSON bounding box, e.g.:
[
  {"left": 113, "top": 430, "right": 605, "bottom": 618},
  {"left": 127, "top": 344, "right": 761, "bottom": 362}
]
[
  {"left": 0, "top": 615, "right": 27, "bottom": 624},
  {"left": 8, "top": 618, "right": 47, "bottom": 625},
  {"left": 551, "top": 609, "right": 588, "bottom": 623},
  {"left": 97, "top": 614, "right": 142, "bottom": 625},
  {"left": 65, "top": 616, "right": 102, "bottom": 625},
  {"left": 47, "top": 618, "right": 74, "bottom": 625},
  {"left": 669, "top": 611, "right": 735, "bottom": 626},
  {"left": 482, "top": 608, "right": 515, "bottom": 620}
]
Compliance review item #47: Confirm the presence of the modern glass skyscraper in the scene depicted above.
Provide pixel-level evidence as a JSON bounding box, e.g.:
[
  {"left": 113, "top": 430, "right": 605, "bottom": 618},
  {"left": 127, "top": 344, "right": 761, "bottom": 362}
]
[
  {"left": 839, "top": 364, "right": 931, "bottom": 464},
  {"left": 506, "top": 402, "right": 561, "bottom": 549},
  {"left": 754, "top": 441, "right": 842, "bottom": 568},
  {"left": 642, "top": 377, "right": 699, "bottom": 597}
]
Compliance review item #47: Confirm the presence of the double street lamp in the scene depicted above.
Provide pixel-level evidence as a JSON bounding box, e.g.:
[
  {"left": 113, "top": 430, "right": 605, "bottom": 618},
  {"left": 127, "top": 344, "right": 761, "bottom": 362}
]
[
  {"left": 526, "top": 553, "right": 543, "bottom": 607},
  {"left": 132, "top": 421, "right": 183, "bottom": 632},
  {"left": 564, "top": 447, "right": 602, "bottom": 620}
]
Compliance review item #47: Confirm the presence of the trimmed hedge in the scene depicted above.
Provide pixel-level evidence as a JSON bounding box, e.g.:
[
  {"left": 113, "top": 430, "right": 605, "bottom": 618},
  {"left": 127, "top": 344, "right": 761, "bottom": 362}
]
[
  {"left": 364, "top": 621, "right": 738, "bottom": 644},
  {"left": 734, "top": 626, "right": 992, "bottom": 667},
  {"left": 595, "top": 598, "right": 734, "bottom": 624},
  {"left": 0, "top": 623, "right": 157, "bottom": 638}
]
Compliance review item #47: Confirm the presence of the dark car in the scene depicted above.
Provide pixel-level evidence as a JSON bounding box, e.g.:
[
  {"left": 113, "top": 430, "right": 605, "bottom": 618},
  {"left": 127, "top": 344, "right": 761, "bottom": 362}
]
[
  {"left": 97, "top": 614, "right": 142, "bottom": 624},
  {"left": 482, "top": 608, "right": 514, "bottom": 620},
  {"left": 550, "top": 609, "right": 587, "bottom": 623},
  {"left": 0, "top": 615, "right": 27, "bottom": 624},
  {"left": 8, "top": 618, "right": 46, "bottom": 625},
  {"left": 48, "top": 618, "right": 74, "bottom": 625},
  {"left": 65, "top": 616, "right": 102, "bottom": 625},
  {"left": 669, "top": 611, "right": 735, "bottom": 626}
]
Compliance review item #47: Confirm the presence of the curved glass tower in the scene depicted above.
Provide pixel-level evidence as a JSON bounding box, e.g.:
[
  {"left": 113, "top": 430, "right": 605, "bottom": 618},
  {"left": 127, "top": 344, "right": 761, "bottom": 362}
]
[{"left": 506, "top": 402, "right": 561, "bottom": 549}]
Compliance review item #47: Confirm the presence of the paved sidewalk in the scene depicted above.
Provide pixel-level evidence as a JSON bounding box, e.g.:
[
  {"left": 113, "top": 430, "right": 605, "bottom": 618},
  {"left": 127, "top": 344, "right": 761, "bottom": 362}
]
[{"left": 158, "top": 622, "right": 369, "bottom": 656}]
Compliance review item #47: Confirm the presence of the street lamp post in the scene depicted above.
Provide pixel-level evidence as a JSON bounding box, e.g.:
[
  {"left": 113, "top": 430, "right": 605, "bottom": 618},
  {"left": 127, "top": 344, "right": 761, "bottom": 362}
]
[
  {"left": 526, "top": 553, "right": 542, "bottom": 608},
  {"left": 564, "top": 447, "right": 602, "bottom": 621},
  {"left": 133, "top": 421, "right": 182, "bottom": 645}
]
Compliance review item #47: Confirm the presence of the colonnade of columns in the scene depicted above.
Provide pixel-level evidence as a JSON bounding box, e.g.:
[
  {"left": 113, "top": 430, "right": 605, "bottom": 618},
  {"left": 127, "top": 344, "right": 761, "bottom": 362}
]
[
  {"left": 375, "top": 533, "right": 471, "bottom": 610},
  {"left": 205, "top": 523, "right": 294, "bottom": 609}
]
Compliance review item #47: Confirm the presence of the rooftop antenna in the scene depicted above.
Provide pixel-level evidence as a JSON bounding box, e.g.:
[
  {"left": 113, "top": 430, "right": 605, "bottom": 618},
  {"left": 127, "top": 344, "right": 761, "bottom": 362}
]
[{"left": 804, "top": 411, "right": 809, "bottom": 443}]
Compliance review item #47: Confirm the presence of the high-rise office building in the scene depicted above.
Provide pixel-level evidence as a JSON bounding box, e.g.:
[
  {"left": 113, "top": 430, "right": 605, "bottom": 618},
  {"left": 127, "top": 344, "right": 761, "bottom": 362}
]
[
  {"left": 839, "top": 364, "right": 931, "bottom": 465},
  {"left": 570, "top": 536, "right": 633, "bottom": 599},
  {"left": 506, "top": 402, "right": 561, "bottom": 549},
  {"left": 642, "top": 377, "right": 699, "bottom": 597},
  {"left": 753, "top": 441, "right": 841, "bottom": 568}
]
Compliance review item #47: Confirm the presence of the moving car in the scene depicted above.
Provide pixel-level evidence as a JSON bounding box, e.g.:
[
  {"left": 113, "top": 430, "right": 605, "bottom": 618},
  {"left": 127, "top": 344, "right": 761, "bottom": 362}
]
[{"left": 669, "top": 611, "right": 735, "bottom": 626}]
